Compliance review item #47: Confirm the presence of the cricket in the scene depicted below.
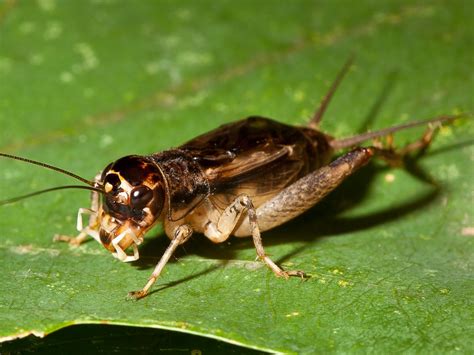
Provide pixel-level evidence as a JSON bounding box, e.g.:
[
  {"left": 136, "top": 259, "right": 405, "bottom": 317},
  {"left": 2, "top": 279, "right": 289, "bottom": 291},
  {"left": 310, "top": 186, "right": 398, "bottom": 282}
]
[{"left": 0, "top": 58, "right": 460, "bottom": 299}]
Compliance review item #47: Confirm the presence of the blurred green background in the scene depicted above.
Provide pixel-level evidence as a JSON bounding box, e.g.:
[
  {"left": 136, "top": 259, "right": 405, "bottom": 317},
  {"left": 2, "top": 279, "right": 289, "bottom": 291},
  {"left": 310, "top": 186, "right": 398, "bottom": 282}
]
[{"left": 0, "top": 0, "right": 473, "bottom": 353}]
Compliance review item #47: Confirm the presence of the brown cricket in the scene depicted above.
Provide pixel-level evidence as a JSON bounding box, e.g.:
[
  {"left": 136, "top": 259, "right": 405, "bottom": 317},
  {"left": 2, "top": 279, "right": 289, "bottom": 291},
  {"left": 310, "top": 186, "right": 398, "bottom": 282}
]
[{"left": 0, "top": 58, "right": 459, "bottom": 299}]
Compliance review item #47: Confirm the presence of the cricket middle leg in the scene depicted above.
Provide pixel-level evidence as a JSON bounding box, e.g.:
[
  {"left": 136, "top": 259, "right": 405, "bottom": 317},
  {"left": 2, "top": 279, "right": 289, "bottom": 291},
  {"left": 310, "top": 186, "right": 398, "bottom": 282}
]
[{"left": 204, "top": 193, "right": 306, "bottom": 278}]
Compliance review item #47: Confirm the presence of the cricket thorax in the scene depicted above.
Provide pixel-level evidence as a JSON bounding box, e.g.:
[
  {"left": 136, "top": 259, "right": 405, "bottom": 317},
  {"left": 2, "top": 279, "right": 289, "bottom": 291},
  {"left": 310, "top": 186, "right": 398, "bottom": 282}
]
[{"left": 97, "top": 155, "right": 165, "bottom": 261}]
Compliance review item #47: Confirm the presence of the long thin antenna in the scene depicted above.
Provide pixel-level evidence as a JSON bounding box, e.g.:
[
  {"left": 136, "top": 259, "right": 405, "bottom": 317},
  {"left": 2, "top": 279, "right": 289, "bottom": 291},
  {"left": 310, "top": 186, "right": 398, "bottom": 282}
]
[
  {"left": 308, "top": 55, "right": 355, "bottom": 129},
  {"left": 330, "top": 114, "right": 461, "bottom": 150},
  {"left": 0, "top": 153, "right": 98, "bottom": 187},
  {"left": 0, "top": 185, "right": 103, "bottom": 206}
]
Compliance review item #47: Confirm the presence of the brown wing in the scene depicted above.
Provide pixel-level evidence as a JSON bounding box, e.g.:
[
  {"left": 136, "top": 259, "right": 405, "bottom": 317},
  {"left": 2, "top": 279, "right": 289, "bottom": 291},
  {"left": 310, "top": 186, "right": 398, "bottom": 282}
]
[
  {"left": 180, "top": 116, "right": 330, "bottom": 210},
  {"left": 208, "top": 142, "right": 305, "bottom": 210},
  {"left": 203, "top": 142, "right": 290, "bottom": 181}
]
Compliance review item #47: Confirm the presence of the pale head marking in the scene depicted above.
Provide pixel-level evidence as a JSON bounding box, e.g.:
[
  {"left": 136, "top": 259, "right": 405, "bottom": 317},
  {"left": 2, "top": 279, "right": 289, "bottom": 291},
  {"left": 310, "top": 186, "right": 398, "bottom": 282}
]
[{"left": 104, "top": 182, "right": 113, "bottom": 193}]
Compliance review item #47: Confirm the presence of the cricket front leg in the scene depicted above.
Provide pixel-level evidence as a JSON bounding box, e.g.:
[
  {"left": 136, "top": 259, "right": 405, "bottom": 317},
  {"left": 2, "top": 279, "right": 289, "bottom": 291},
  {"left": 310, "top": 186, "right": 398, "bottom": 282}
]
[
  {"left": 54, "top": 173, "right": 101, "bottom": 246},
  {"left": 128, "top": 224, "right": 193, "bottom": 300}
]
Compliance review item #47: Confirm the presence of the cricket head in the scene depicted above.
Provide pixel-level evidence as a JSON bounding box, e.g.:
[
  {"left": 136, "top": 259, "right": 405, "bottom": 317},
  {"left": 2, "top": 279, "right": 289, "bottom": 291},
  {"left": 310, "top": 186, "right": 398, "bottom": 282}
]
[{"left": 97, "top": 155, "right": 166, "bottom": 262}]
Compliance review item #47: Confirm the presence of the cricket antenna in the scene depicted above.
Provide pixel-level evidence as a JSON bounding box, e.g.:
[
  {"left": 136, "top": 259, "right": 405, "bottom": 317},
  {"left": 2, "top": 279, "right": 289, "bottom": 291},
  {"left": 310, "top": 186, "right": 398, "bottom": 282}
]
[
  {"left": 308, "top": 55, "right": 355, "bottom": 129},
  {"left": 330, "top": 114, "right": 462, "bottom": 150},
  {"left": 0, "top": 153, "right": 99, "bottom": 187},
  {"left": 0, "top": 185, "right": 103, "bottom": 206}
]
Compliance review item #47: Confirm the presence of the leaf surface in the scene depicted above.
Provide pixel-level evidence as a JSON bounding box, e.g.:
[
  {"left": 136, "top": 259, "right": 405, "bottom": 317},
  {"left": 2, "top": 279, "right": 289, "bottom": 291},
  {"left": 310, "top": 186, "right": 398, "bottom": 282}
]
[{"left": 0, "top": 0, "right": 473, "bottom": 353}]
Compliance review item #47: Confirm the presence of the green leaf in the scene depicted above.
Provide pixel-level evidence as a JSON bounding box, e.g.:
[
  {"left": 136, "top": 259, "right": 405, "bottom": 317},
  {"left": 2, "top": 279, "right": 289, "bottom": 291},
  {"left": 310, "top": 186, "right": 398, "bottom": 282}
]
[{"left": 0, "top": 0, "right": 472, "bottom": 353}]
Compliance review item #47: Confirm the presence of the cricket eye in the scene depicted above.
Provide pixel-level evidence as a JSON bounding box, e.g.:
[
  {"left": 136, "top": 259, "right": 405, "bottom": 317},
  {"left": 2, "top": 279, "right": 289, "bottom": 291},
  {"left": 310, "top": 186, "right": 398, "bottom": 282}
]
[{"left": 130, "top": 186, "right": 153, "bottom": 209}]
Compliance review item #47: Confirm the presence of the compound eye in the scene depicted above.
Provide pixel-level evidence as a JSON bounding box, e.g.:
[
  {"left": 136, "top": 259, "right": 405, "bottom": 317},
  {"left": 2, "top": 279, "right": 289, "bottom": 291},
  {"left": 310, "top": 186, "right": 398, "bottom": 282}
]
[{"left": 130, "top": 186, "right": 153, "bottom": 209}]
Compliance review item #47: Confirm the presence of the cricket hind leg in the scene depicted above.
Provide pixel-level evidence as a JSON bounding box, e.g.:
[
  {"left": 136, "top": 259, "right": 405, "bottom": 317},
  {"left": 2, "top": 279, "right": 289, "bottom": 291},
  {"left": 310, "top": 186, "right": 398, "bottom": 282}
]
[
  {"left": 241, "top": 130, "right": 437, "bottom": 238},
  {"left": 247, "top": 133, "right": 439, "bottom": 237},
  {"left": 234, "top": 147, "right": 374, "bottom": 235},
  {"left": 227, "top": 148, "right": 374, "bottom": 278}
]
